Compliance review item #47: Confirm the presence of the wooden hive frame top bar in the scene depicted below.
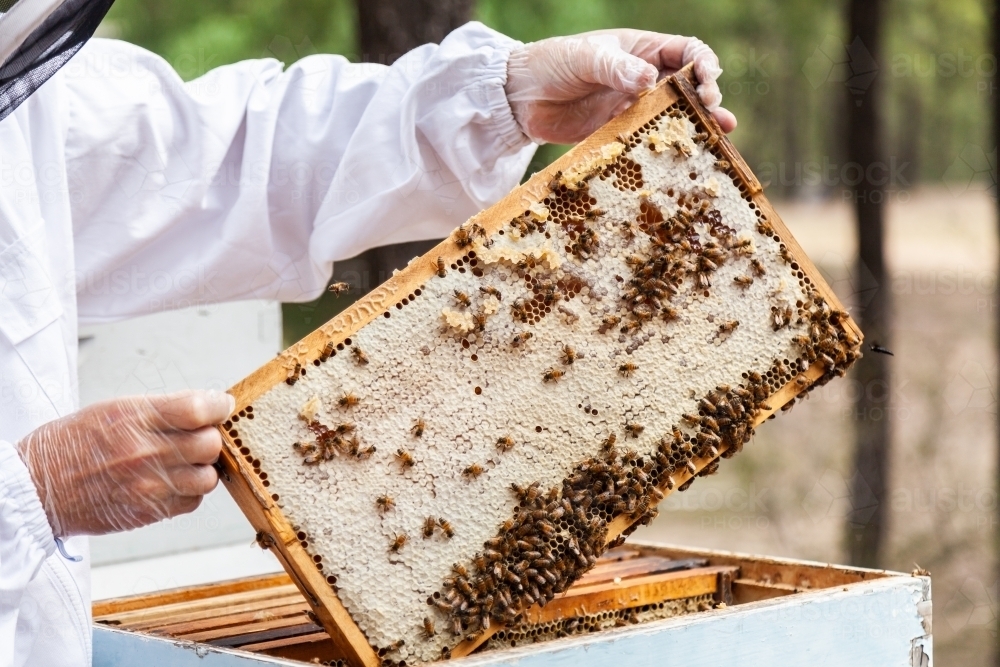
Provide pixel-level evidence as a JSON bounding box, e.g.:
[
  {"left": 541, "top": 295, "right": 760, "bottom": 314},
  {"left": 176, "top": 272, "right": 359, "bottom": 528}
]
[{"left": 215, "top": 65, "right": 862, "bottom": 667}]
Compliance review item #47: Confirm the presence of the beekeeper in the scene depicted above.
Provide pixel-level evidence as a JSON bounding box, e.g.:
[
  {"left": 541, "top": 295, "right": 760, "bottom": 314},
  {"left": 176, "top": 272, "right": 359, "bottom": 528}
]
[{"left": 0, "top": 0, "right": 734, "bottom": 664}]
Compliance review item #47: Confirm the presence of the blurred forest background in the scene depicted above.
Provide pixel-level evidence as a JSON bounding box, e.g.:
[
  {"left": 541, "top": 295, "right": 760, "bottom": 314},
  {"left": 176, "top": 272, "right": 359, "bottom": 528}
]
[{"left": 98, "top": 0, "right": 996, "bottom": 663}]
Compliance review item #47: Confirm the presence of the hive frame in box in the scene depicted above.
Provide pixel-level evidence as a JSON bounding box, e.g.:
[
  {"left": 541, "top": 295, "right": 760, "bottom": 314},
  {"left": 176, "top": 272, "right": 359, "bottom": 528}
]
[
  {"left": 91, "top": 543, "right": 931, "bottom": 667},
  {"left": 215, "top": 65, "right": 862, "bottom": 667}
]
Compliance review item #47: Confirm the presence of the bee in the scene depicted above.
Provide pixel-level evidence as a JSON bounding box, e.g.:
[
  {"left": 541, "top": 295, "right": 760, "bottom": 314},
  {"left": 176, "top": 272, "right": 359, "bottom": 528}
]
[
  {"left": 355, "top": 445, "right": 376, "bottom": 460},
  {"left": 472, "top": 311, "right": 487, "bottom": 332},
  {"left": 422, "top": 617, "right": 436, "bottom": 639},
  {"left": 453, "top": 290, "right": 471, "bottom": 308},
  {"left": 757, "top": 220, "right": 774, "bottom": 236},
  {"left": 438, "top": 518, "right": 455, "bottom": 538},
  {"left": 542, "top": 283, "right": 564, "bottom": 306},
  {"left": 718, "top": 320, "right": 739, "bottom": 333},
  {"left": 779, "top": 246, "right": 794, "bottom": 264},
  {"left": 619, "top": 221, "right": 638, "bottom": 240},
  {"left": 411, "top": 418, "right": 426, "bottom": 437},
  {"left": 620, "top": 319, "right": 642, "bottom": 335},
  {"left": 479, "top": 286, "right": 502, "bottom": 301},
  {"left": 546, "top": 170, "right": 564, "bottom": 192},
  {"left": 343, "top": 435, "right": 361, "bottom": 457},
  {"left": 385, "top": 639, "right": 405, "bottom": 652},
  {"left": 734, "top": 275, "right": 753, "bottom": 288},
  {"left": 512, "top": 331, "right": 533, "bottom": 347},
  {"left": 351, "top": 346, "right": 369, "bottom": 365},
  {"left": 435, "top": 256, "right": 447, "bottom": 278},
  {"left": 671, "top": 140, "right": 693, "bottom": 158},
  {"left": 496, "top": 436, "right": 515, "bottom": 453},
  {"left": 601, "top": 433, "right": 617, "bottom": 451},
  {"left": 338, "top": 392, "right": 359, "bottom": 408},
  {"left": 463, "top": 463, "right": 485, "bottom": 479},
  {"left": 715, "top": 159, "right": 731, "bottom": 171},
  {"left": 693, "top": 131, "right": 710, "bottom": 143},
  {"left": 586, "top": 208, "right": 605, "bottom": 220},
  {"left": 624, "top": 422, "right": 644, "bottom": 438},
  {"left": 542, "top": 368, "right": 564, "bottom": 382},
  {"left": 625, "top": 254, "right": 645, "bottom": 268},
  {"left": 318, "top": 342, "right": 335, "bottom": 362},
  {"left": 618, "top": 362, "right": 638, "bottom": 377},
  {"left": 285, "top": 363, "right": 301, "bottom": 386},
  {"left": 423, "top": 516, "right": 437, "bottom": 538},
  {"left": 750, "top": 258, "right": 766, "bottom": 277},
  {"left": 394, "top": 448, "right": 415, "bottom": 468},
  {"left": 334, "top": 422, "right": 355, "bottom": 435},
  {"left": 771, "top": 305, "right": 792, "bottom": 330},
  {"left": 791, "top": 334, "right": 811, "bottom": 347},
  {"left": 376, "top": 495, "right": 395, "bottom": 513},
  {"left": 601, "top": 314, "right": 621, "bottom": 330},
  {"left": 511, "top": 300, "right": 528, "bottom": 321},
  {"left": 560, "top": 345, "right": 577, "bottom": 365},
  {"left": 454, "top": 225, "right": 474, "bottom": 248},
  {"left": 328, "top": 281, "right": 350, "bottom": 296},
  {"left": 388, "top": 533, "right": 408, "bottom": 553}
]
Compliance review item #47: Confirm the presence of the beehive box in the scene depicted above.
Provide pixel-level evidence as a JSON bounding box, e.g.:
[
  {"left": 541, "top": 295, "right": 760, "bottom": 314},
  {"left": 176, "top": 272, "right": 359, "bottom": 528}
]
[
  {"left": 92, "top": 544, "right": 932, "bottom": 667},
  {"left": 215, "top": 65, "right": 863, "bottom": 667}
]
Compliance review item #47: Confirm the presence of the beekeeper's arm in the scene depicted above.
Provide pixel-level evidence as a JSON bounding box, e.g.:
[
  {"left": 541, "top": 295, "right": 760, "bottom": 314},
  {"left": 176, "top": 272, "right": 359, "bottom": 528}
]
[{"left": 65, "top": 24, "right": 731, "bottom": 319}]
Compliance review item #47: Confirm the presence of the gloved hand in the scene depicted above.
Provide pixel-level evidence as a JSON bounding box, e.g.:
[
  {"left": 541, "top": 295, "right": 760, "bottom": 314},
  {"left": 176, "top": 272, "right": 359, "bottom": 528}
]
[
  {"left": 16, "top": 390, "right": 234, "bottom": 537},
  {"left": 505, "top": 30, "right": 737, "bottom": 145}
]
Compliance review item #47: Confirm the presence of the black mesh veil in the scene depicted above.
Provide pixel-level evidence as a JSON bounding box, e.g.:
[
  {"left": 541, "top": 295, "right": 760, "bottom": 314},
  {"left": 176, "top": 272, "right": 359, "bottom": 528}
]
[{"left": 0, "top": 0, "right": 116, "bottom": 122}]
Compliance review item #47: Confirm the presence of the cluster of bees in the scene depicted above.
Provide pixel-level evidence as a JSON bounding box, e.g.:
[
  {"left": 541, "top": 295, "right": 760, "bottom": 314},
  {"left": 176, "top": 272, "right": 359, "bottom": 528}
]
[
  {"left": 612, "top": 196, "right": 754, "bottom": 336},
  {"left": 426, "top": 364, "right": 779, "bottom": 646},
  {"left": 293, "top": 419, "right": 375, "bottom": 465},
  {"left": 790, "top": 295, "right": 860, "bottom": 377}
]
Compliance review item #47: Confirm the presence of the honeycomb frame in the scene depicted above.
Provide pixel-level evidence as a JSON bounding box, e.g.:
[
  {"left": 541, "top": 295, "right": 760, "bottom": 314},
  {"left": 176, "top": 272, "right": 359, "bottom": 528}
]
[{"left": 215, "top": 65, "right": 862, "bottom": 667}]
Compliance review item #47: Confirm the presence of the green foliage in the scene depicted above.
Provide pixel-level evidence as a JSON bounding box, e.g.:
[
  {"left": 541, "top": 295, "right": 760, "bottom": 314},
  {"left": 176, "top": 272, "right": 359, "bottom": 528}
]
[
  {"left": 103, "top": 0, "right": 990, "bottom": 191},
  {"left": 103, "top": 0, "right": 357, "bottom": 79}
]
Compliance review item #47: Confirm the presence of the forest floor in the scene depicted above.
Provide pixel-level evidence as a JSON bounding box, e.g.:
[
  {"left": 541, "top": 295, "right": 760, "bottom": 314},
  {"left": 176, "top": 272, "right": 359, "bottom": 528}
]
[{"left": 634, "top": 185, "right": 998, "bottom": 665}]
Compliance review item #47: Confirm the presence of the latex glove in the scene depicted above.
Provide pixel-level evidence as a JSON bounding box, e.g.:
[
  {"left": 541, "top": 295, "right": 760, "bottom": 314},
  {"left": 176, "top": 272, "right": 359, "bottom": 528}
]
[
  {"left": 505, "top": 30, "right": 737, "bottom": 145},
  {"left": 16, "top": 390, "right": 234, "bottom": 537}
]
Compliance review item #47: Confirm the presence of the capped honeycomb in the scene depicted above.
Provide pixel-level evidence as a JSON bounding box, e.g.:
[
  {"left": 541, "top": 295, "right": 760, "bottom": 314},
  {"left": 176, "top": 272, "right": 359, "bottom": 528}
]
[{"left": 218, "top": 69, "right": 861, "bottom": 667}]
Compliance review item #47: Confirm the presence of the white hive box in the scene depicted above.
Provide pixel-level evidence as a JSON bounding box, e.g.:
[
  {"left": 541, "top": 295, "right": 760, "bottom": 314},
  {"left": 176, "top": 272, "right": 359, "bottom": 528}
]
[
  {"left": 214, "top": 66, "right": 863, "bottom": 666},
  {"left": 91, "top": 544, "right": 932, "bottom": 666}
]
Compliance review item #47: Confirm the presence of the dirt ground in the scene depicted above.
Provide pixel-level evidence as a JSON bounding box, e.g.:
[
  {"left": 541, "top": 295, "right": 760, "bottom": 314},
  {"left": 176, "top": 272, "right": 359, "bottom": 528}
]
[{"left": 633, "top": 186, "right": 998, "bottom": 664}]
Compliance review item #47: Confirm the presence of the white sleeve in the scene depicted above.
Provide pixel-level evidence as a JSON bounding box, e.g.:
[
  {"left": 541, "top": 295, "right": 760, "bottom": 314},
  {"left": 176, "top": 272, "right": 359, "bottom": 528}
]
[
  {"left": 0, "top": 442, "right": 55, "bottom": 666},
  {"left": 64, "top": 22, "right": 536, "bottom": 321}
]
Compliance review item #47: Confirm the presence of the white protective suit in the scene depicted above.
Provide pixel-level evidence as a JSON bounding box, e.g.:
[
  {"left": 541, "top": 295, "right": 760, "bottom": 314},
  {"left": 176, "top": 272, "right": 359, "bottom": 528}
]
[{"left": 0, "top": 21, "right": 534, "bottom": 666}]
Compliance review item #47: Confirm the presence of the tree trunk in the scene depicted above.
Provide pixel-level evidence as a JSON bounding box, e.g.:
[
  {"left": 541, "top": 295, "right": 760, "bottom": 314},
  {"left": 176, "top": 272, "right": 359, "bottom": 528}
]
[
  {"left": 845, "top": 0, "right": 891, "bottom": 568},
  {"left": 992, "top": 0, "right": 1000, "bottom": 662},
  {"left": 350, "top": 0, "right": 477, "bottom": 292},
  {"left": 357, "top": 0, "right": 476, "bottom": 65}
]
